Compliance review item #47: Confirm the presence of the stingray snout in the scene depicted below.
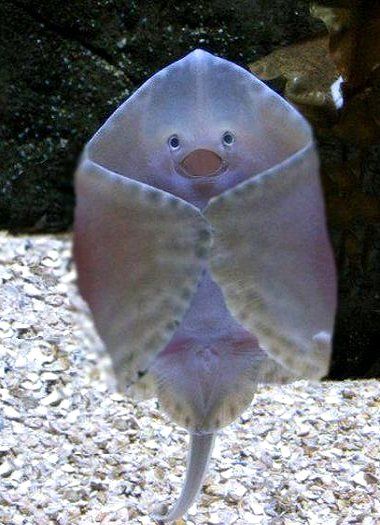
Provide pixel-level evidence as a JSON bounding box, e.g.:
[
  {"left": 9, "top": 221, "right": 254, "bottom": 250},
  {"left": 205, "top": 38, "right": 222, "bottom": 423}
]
[{"left": 180, "top": 149, "right": 223, "bottom": 178}]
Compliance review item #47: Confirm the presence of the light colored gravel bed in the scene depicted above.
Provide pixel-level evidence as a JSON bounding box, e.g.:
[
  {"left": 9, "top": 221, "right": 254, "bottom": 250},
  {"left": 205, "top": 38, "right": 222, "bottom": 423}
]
[{"left": 0, "top": 233, "right": 379, "bottom": 525}]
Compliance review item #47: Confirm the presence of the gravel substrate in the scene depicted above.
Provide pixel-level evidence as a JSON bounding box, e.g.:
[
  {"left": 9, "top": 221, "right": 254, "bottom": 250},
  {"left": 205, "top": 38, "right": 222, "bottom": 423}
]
[{"left": 0, "top": 233, "right": 379, "bottom": 525}]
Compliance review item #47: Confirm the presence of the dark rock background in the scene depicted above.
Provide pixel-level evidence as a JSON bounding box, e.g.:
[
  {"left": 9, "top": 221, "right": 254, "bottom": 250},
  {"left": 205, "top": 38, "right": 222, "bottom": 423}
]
[
  {"left": 0, "top": 1, "right": 378, "bottom": 378},
  {"left": 0, "top": 0, "right": 323, "bottom": 230}
]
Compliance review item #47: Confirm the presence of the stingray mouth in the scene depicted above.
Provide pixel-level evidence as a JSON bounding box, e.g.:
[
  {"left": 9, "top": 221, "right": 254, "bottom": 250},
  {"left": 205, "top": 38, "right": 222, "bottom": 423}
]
[{"left": 179, "top": 149, "right": 226, "bottom": 179}]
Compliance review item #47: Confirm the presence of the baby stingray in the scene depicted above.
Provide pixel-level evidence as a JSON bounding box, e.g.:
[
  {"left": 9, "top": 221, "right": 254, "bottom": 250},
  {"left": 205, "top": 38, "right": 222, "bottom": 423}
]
[{"left": 74, "top": 49, "right": 337, "bottom": 522}]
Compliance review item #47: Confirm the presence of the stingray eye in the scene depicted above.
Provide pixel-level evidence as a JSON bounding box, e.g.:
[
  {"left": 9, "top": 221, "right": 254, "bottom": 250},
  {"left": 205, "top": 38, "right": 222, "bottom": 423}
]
[
  {"left": 222, "top": 131, "right": 235, "bottom": 146},
  {"left": 168, "top": 135, "right": 180, "bottom": 149}
]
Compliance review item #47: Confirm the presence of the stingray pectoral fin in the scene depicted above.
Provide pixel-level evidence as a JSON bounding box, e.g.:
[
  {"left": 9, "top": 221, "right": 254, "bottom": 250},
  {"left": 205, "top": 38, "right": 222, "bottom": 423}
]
[
  {"left": 205, "top": 145, "right": 337, "bottom": 379},
  {"left": 74, "top": 159, "right": 211, "bottom": 390},
  {"left": 152, "top": 432, "right": 215, "bottom": 523}
]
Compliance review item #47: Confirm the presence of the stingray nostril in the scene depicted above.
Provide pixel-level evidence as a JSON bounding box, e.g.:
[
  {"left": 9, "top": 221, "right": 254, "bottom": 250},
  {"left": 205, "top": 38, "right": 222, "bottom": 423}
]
[
  {"left": 180, "top": 149, "right": 223, "bottom": 177},
  {"left": 222, "top": 131, "right": 235, "bottom": 145},
  {"left": 168, "top": 134, "right": 180, "bottom": 149}
]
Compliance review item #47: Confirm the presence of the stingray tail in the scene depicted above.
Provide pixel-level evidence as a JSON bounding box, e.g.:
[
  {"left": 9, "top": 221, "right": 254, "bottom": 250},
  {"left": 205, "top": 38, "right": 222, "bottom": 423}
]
[{"left": 152, "top": 432, "right": 216, "bottom": 523}]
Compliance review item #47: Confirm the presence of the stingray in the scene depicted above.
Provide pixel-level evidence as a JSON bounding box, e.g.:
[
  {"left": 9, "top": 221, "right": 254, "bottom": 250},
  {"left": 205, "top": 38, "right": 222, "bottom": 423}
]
[{"left": 74, "top": 49, "right": 337, "bottom": 523}]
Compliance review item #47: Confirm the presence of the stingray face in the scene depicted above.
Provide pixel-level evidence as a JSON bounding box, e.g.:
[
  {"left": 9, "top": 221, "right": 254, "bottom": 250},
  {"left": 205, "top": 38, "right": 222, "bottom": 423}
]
[
  {"left": 146, "top": 103, "right": 263, "bottom": 207},
  {"left": 162, "top": 126, "right": 246, "bottom": 197},
  {"left": 169, "top": 133, "right": 231, "bottom": 179},
  {"left": 87, "top": 49, "right": 311, "bottom": 208},
  {"left": 164, "top": 125, "right": 259, "bottom": 178},
  {"left": 148, "top": 126, "right": 250, "bottom": 208}
]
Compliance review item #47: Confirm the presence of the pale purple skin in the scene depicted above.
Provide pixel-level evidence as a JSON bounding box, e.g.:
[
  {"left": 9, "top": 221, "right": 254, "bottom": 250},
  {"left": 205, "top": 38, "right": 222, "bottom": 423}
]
[{"left": 74, "top": 50, "right": 337, "bottom": 523}]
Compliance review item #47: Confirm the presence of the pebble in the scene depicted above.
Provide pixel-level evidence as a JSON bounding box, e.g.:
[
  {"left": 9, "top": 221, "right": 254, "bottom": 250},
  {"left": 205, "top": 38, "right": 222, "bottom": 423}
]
[
  {"left": 23, "top": 283, "right": 42, "bottom": 297},
  {"left": 352, "top": 471, "right": 369, "bottom": 487},
  {"left": 3, "top": 405, "right": 22, "bottom": 421},
  {"left": 0, "top": 460, "right": 15, "bottom": 477},
  {"left": 40, "top": 390, "right": 64, "bottom": 406}
]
